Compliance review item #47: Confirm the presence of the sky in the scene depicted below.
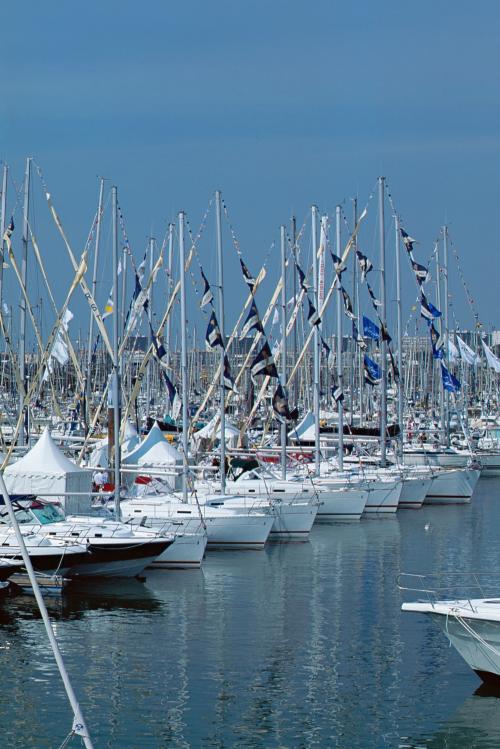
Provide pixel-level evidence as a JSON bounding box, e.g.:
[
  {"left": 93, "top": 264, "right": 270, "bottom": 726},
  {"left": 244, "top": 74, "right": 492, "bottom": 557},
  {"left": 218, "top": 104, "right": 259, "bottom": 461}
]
[{"left": 1, "top": 0, "right": 499, "bottom": 344}]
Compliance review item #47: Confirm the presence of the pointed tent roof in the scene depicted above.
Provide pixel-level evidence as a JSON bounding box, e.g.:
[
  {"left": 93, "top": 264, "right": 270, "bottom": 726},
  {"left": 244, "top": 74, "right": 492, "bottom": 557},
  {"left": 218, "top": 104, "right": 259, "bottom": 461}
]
[
  {"left": 5, "top": 427, "right": 86, "bottom": 476},
  {"left": 288, "top": 410, "right": 315, "bottom": 441},
  {"left": 123, "top": 421, "right": 182, "bottom": 466},
  {"left": 192, "top": 411, "right": 240, "bottom": 442}
]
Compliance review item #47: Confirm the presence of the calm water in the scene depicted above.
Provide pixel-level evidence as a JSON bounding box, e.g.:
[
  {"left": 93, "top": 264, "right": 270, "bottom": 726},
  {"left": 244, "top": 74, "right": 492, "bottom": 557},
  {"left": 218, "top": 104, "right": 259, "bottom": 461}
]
[{"left": 2, "top": 479, "right": 500, "bottom": 748}]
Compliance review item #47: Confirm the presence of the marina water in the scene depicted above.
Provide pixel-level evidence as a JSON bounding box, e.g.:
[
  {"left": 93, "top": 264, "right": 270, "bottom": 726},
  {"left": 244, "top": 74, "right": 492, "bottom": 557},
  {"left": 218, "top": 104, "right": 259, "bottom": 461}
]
[{"left": 2, "top": 479, "right": 500, "bottom": 748}]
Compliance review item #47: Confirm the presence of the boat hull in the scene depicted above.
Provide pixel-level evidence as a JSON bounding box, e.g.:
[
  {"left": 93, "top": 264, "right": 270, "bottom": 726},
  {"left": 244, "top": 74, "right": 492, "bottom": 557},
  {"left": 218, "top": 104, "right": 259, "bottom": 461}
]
[
  {"left": 314, "top": 487, "right": 368, "bottom": 521},
  {"left": 424, "top": 469, "right": 480, "bottom": 504},
  {"left": 398, "top": 477, "right": 432, "bottom": 509},
  {"left": 268, "top": 500, "right": 318, "bottom": 539},
  {"left": 148, "top": 533, "right": 207, "bottom": 569},
  {"left": 65, "top": 539, "right": 172, "bottom": 578},
  {"left": 364, "top": 480, "right": 402, "bottom": 514}
]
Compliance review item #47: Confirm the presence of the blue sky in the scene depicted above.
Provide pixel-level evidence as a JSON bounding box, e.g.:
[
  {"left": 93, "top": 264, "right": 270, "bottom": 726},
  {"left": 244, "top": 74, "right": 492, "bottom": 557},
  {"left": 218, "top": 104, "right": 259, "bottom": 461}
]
[{"left": 1, "top": 0, "right": 499, "bottom": 341}]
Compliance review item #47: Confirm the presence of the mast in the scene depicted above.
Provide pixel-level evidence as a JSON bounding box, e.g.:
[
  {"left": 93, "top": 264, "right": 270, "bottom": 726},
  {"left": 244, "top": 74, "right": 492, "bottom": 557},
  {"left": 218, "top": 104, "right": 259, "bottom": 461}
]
[
  {"left": 86, "top": 177, "right": 104, "bottom": 430},
  {"left": 394, "top": 214, "right": 404, "bottom": 459},
  {"left": 311, "top": 205, "right": 320, "bottom": 474},
  {"left": 442, "top": 224, "right": 450, "bottom": 447},
  {"left": 378, "top": 176, "right": 388, "bottom": 467},
  {"left": 215, "top": 190, "right": 226, "bottom": 493},
  {"left": 280, "top": 224, "right": 287, "bottom": 479},
  {"left": 165, "top": 222, "right": 174, "bottom": 369},
  {"left": 111, "top": 186, "right": 121, "bottom": 519},
  {"left": 19, "top": 157, "right": 31, "bottom": 446},
  {"left": 0, "top": 165, "right": 7, "bottom": 347},
  {"left": 179, "top": 210, "right": 189, "bottom": 502},
  {"left": 353, "top": 198, "right": 364, "bottom": 427},
  {"left": 145, "top": 235, "right": 155, "bottom": 415},
  {"left": 291, "top": 215, "right": 298, "bottom": 406},
  {"left": 335, "top": 206, "right": 344, "bottom": 470},
  {"left": 435, "top": 243, "right": 445, "bottom": 442}
]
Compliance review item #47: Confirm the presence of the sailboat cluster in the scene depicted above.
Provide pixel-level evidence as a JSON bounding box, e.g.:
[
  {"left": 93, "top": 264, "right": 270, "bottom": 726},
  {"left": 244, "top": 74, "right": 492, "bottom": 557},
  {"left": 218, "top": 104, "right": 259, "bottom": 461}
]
[{"left": 0, "top": 162, "right": 497, "bottom": 594}]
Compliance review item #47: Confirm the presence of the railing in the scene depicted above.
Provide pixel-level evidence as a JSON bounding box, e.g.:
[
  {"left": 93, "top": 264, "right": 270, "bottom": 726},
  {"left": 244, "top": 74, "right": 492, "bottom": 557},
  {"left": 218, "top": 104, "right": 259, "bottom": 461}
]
[{"left": 397, "top": 571, "right": 500, "bottom": 611}]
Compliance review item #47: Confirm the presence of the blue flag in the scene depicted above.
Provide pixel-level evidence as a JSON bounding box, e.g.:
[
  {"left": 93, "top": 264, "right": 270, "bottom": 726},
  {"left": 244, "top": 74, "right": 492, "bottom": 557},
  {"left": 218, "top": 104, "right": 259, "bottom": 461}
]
[
  {"left": 362, "top": 315, "right": 380, "bottom": 341},
  {"left": 364, "top": 355, "right": 381, "bottom": 386},
  {"left": 440, "top": 363, "right": 461, "bottom": 393}
]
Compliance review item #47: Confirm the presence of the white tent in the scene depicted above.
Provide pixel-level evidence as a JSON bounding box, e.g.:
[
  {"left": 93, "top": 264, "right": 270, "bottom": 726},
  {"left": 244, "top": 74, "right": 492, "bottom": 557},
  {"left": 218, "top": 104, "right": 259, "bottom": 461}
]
[
  {"left": 87, "top": 420, "right": 140, "bottom": 468},
  {"left": 4, "top": 428, "right": 92, "bottom": 514},
  {"left": 123, "top": 422, "right": 183, "bottom": 490},
  {"left": 192, "top": 412, "right": 240, "bottom": 449},
  {"left": 288, "top": 411, "right": 315, "bottom": 441}
]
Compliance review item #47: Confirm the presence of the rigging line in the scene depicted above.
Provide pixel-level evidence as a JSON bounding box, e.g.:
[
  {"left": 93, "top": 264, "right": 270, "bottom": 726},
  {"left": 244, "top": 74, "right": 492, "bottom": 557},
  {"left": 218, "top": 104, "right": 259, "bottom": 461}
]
[{"left": 221, "top": 196, "right": 278, "bottom": 273}]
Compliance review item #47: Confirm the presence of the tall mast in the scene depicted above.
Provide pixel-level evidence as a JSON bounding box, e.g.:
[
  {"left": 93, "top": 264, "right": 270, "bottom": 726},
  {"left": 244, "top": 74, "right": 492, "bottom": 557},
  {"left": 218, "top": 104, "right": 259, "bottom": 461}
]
[
  {"left": 335, "top": 206, "right": 344, "bottom": 470},
  {"left": 0, "top": 165, "right": 8, "bottom": 335},
  {"left": 145, "top": 235, "right": 155, "bottom": 415},
  {"left": 86, "top": 177, "right": 104, "bottom": 430},
  {"left": 280, "top": 224, "right": 287, "bottom": 479},
  {"left": 111, "top": 186, "right": 121, "bottom": 519},
  {"left": 353, "top": 197, "right": 364, "bottom": 427},
  {"left": 165, "top": 222, "right": 174, "bottom": 369},
  {"left": 442, "top": 225, "right": 450, "bottom": 447},
  {"left": 394, "top": 214, "right": 404, "bottom": 459},
  {"left": 378, "top": 176, "right": 387, "bottom": 467},
  {"left": 19, "top": 157, "right": 31, "bottom": 446},
  {"left": 291, "top": 215, "right": 298, "bottom": 406},
  {"left": 311, "top": 205, "right": 320, "bottom": 474},
  {"left": 215, "top": 190, "right": 226, "bottom": 493},
  {"left": 179, "top": 210, "right": 189, "bottom": 502},
  {"left": 435, "top": 244, "right": 445, "bottom": 442}
]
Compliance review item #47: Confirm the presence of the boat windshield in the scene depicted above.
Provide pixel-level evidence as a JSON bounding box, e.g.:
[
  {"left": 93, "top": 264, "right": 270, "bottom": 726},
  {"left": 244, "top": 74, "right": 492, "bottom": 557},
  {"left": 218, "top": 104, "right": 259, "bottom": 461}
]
[{"left": 29, "top": 504, "right": 65, "bottom": 525}]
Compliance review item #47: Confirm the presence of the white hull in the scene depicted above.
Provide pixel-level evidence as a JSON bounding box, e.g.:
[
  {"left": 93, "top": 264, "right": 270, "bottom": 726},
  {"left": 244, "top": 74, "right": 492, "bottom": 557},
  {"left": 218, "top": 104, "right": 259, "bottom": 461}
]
[
  {"left": 268, "top": 501, "right": 318, "bottom": 539},
  {"left": 402, "top": 450, "right": 470, "bottom": 468},
  {"left": 203, "top": 514, "right": 274, "bottom": 550},
  {"left": 398, "top": 477, "right": 432, "bottom": 509},
  {"left": 364, "top": 480, "right": 402, "bottom": 514},
  {"left": 424, "top": 469, "right": 480, "bottom": 504},
  {"left": 314, "top": 487, "right": 368, "bottom": 521},
  {"left": 148, "top": 533, "right": 207, "bottom": 569},
  {"left": 478, "top": 452, "right": 500, "bottom": 477}
]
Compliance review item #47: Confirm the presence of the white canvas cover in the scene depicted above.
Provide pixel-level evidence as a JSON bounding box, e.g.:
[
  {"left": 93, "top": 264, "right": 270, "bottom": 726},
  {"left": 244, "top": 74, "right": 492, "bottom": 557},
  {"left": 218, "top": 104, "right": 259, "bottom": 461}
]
[
  {"left": 288, "top": 410, "right": 315, "bottom": 441},
  {"left": 192, "top": 412, "right": 240, "bottom": 448},
  {"left": 123, "top": 422, "right": 183, "bottom": 490},
  {"left": 87, "top": 420, "right": 140, "bottom": 468},
  {"left": 4, "top": 428, "right": 92, "bottom": 514}
]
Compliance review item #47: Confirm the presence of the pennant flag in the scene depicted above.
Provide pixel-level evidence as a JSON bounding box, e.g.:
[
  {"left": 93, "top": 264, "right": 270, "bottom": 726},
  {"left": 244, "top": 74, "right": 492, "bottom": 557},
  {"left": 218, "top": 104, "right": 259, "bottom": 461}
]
[
  {"left": 330, "top": 251, "right": 346, "bottom": 276},
  {"left": 411, "top": 260, "right": 430, "bottom": 285},
  {"left": 400, "top": 227, "right": 416, "bottom": 255},
  {"left": 250, "top": 341, "right": 279, "bottom": 383},
  {"left": 272, "top": 307, "right": 280, "bottom": 326},
  {"left": 200, "top": 268, "right": 213, "bottom": 308},
  {"left": 448, "top": 336, "right": 460, "bottom": 363},
  {"left": 240, "top": 258, "right": 256, "bottom": 292},
  {"left": 307, "top": 297, "right": 321, "bottom": 327},
  {"left": 341, "top": 287, "right": 356, "bottom": 320},
  {"left": 440, "top": 362, "right": 461, "bottom": 393},
  {"left": 420, "top": 292, "right": 441, "bottom": 321},
  {"left": 362, "top": 315, "right": 380, "bottom": 341},
  {"left": 457, "top": 335, "right": 480, "bottom": 366},
  {"left": 429, "top": 323, "right": 444, "bottom": 359},
  {"left": 103, "top": 288, "right": 114, "bottom": 319},
  {"left": 367, "top": 282, "right": 382, "bottom": 308},
  {"left": 364, "top": 355, "right": 381, "bottom": 386},
  {"left": 240, "top": 299, "right": 264, "bottom": 339},
  {"left": 272, "top": 383, "right": 298, "bottom": 423},
  {"left": 223, "top": 355, "right": 238, "bottom": 393},
  {"left": 332, "top": 380, "right": 344, "bottom": 403},
  {"left": 482, "top": 340, "right": 500, "bottom": 373},
  {"left": 205, "top": 310, "right": 224, "bottom": 350},
  {"left": 380, "top": 323, "right": 392, "bottom": 344},
  {"left": 356, "top": 250, "right": 373, "bottom": 284},
  {"left": 320, "top": 336, "right": 335, "bottom": 369},
  {"left": 296, "top": 263, "right": 309, "bottom": 293},
  {"left": 353, "top": 321, "right": 367, "bottom": 350}
]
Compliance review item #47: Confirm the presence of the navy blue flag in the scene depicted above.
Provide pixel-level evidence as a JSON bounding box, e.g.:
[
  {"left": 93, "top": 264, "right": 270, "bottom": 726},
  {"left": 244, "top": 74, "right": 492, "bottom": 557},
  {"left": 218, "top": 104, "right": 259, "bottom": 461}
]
[
  {"left": 400, "top": 227, "right": 416, "bottom": 256},
  {"left": 239, "top": 258, "right": 256, "bottom": 292},
  {"left": 352, "top": 321, "right": 367, "bottom": 350},
  {"left": 223, "top": 355, "right": 238, "bottom": 393},
  {"left": 240, "top": 299, "right": 263, "bottom": 339},
  {"left": 363, "top": 315, "right": 380, "bottom": 341},
  {"left": 341, "top": 287, "right": 356, "bottom": 320},
  {"left": 296, "top": 263, "right": 309, "bottom": 293},
  {"left": 307, "top": 297, "right": 321, "bottom": 327},
  {"left": 411, "top": 261, "right": 430, "bottom": 285},
  {"left": 367, "top": 282, "right": 382, "bottom": 308},
  {"left": 330, "top": 251, "right": 346, "bottom": 276},
  {"left": 429, "top": 323, "right": 444, "bottom": 359},
  {"left": 250, "top": 340, "right": 279, "bottom": 383},
  {"left": 205, "top": 311, "right": 224, "bottom": 349},
  {"left": 200, "top": 268, "right": 213, "bottom": 308},
  {"left": 420, "top": 292, "right": 441, "bottom": 321},
  {"left": 364, "top": 355, "right": 382, "bottom": 386},
  {"left": 272, "top": 383, "right": 298, "bottom": 423},
  {"left": 440, "top": 362, "right": 461, "bottom": 393},
  {"left": 356, "top": 250, "right": 373, "bottom": 284}
]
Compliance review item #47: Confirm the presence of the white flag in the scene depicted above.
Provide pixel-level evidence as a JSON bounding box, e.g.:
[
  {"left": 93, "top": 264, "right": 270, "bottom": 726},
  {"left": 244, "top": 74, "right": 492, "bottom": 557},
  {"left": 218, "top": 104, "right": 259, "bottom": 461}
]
[
  {"left": 482, "top": 340, "right": 500, "bottom": 373},
  {"left": 447, "top": 336, "right": 460, "bottom": 363},
  {"left": 457, "top": 335, "right": 480, "bottom": 366}
]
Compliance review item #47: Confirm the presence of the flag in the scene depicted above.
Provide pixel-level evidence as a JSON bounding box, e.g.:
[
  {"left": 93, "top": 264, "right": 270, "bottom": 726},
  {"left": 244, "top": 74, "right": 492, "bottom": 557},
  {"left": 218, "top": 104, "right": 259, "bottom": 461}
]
[
  {"left": 482, "top": 340, "right": 500, "bottom": 373},
  {"left": 240, "top": 300, "right": 263, "bottom": 339},
  {"left": 400, "top": 227, "right": 416, "bottom": 255},
  {"left": 457, "top": 335, "right": 480, "bottom": 366},
  {"left": 420, "top": 292, "right": 441, "bottom": 320},
  {"left": 272, "top": 383, "right": 298, "bottom": 422},
  {"left": 330, "top": 251, "right": 346, "bottom": 276},
  {"left": 200, "top": 268, "right": 213, "bottom": 308},
  {"left": 448, "top": 336, "right": 460, "bottom": 363},
  {"left": 320, "top": 336, "right": 335, "bottom": 369},
  {"left": 103, "top": 288, "right": 114, "bottom": 318},
  {"left": 429, "top": 323, "right": 444, "bottom": 359},
  {"left": 250, "top": 341, "right": 278, "bottom": 383},
  {"left": 332, "top": 379, "right": 344, "bottom": 403},
  {"left": 364, "top": 355, "right": 381, "bottom": 386},
  {"left": 353, "top": 321, "right": 367, "bottom": 350},
  {"left": 272, "top": 307, "right": 280, "bottom": 326},
  {"left": 296, "top": 263, "right": 309, "bottom": 292},
  {"left": 362, "top": 315, "right": 380, "bottom": 341},
  {"left": 356, "top": 250, "right": 373, "bottom": 283},
  {"left": 440, "top": 363, "right": 461, "bottom": 393},
  {"left": 223, "top": 355, "right": 238, "bottom": 393},
  {"left": 411, "top": 261, "right": 430, "bottom": 285},
  {"left": 380, "top": 323, "right": 392, "bottom": 344},
  {"left": 240, "top": 258, "right": 256, "bottom": 292},
  {"left": 341, "top": 287, "right": 356, "bottom": 320},
  {"left": 307, "top": 297, "right": 321, "bottom": 327},
  {"left": 367, "top": 282, "right": 382, "bottom": 308},
  {"left": 205, "top": 311, "right": 224, "bottom": 350}
]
